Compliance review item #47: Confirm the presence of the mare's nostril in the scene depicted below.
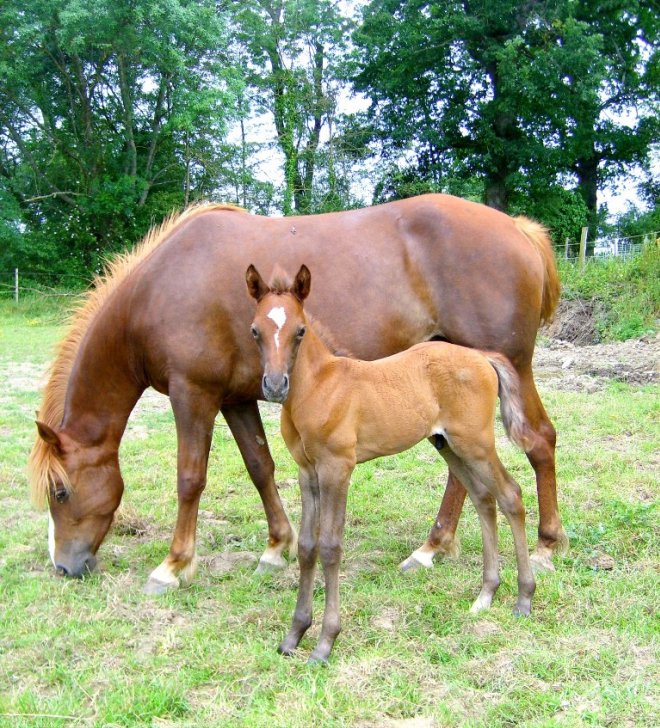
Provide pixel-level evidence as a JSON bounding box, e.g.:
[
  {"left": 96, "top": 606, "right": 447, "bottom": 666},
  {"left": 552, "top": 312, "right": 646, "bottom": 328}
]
[
  {"left": 283, "top": 374, "right": 289, "bottom": 388},
  {"left": 55, "top": 564, "right": 70, "bottom": 577}
]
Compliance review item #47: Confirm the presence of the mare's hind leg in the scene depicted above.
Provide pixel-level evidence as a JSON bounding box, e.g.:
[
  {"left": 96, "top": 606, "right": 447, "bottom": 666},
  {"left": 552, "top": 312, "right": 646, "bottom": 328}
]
[
  {"left": 400, "top": 440, "right": 463, "bottom": 571},
  {"left": 222, "top": 401, "right": 297, "bottom": 574},
  {"left": 145, "top": 381, "right": 221, "bottom": 595},
  {"left": 518, "top": 367, "right": 568, "bottom": 572}
]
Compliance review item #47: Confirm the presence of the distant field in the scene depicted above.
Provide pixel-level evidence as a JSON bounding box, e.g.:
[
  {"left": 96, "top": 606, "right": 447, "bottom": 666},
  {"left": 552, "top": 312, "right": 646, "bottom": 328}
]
[{"left": 0, "top": 300, "right": 658, "bottom": 727}]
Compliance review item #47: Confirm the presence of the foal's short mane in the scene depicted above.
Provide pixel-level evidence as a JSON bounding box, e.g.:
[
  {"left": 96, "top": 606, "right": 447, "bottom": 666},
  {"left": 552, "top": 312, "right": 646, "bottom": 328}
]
[{"left": 28, "top": 202, "right": 246, "bottom": 509}]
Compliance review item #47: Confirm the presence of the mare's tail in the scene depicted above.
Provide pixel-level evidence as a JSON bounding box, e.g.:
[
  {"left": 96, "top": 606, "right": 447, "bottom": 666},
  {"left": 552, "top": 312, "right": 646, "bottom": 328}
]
[
  {"left": 514, "top": 216, "right": 560, "bottom": 325},
  {"left": 485, "top": 353, "right": 536, "bottom": 453}
]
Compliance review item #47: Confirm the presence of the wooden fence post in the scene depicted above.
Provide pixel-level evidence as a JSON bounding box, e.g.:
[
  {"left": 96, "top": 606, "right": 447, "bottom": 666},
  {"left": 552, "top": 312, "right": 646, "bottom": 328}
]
[
  {"left": 564, "top": 237, "right": 570, "bottom": 259},
  {"left": 578, "top": 227, "right": 588, "bottom": 270},
  {"left": 14, "top": 268, "right": 19, "bottom": 304}
]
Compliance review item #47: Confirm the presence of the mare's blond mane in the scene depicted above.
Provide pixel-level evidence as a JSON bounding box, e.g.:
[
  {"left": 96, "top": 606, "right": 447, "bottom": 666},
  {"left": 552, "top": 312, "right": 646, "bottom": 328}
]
[{"left": 28, "top": 202, "right": 245, "bottom": 508}]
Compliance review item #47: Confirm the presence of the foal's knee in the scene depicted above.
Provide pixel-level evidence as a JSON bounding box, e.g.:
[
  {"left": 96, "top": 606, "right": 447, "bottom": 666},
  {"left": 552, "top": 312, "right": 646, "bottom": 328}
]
[
  {"left": 319, "top": 538, "right": 342, "bottom": 567},
  {"left": 297, "top": 536, "right": 318, "bottom": 567},
  {"left": 498, "top": 483, "right": 525, "bottom": 518}
]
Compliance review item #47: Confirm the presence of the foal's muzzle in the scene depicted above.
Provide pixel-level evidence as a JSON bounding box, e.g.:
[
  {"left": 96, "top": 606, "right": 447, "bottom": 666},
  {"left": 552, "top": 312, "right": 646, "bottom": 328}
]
[{"left": 262, "top": 373, "right": 290, "bottom": 403}]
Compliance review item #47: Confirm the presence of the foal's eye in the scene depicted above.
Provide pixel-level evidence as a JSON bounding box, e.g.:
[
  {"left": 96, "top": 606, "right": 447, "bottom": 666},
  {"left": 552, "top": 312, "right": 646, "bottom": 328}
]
[
  {"left": 296, "top": 326, "right": 306, "bottom": 339},
  {"left": 250, "top": 325, "right": 259, "bottom": 339}
]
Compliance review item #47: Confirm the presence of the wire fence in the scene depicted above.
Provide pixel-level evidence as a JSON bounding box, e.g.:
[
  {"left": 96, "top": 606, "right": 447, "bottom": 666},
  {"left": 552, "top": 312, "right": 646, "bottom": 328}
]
[{"left": 563, "top": 230, "right": 658, "bottom": 263}]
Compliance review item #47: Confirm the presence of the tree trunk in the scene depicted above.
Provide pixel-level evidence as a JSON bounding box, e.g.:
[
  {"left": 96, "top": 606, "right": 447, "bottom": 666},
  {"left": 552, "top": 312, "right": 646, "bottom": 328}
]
[{"left": 575, "top": 154, "right": 599, "bottom": 255}]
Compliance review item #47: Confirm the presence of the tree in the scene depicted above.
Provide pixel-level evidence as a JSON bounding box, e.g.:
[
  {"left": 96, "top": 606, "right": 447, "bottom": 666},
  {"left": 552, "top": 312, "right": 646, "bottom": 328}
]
[
  {"left": 353, "top": 0, "right": 658, "bottom": 251},
  {"left": 227, "top": 0, "right": 352, "bottom": 215},
  {"left": 0, "top": 0, "right": 238, "bottom": 274}
]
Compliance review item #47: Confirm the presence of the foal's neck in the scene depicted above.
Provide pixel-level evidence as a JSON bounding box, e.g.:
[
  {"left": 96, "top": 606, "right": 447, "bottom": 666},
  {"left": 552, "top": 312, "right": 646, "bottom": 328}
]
[{"left": 288, "top": 317, "right": 336, "bottom": 400}]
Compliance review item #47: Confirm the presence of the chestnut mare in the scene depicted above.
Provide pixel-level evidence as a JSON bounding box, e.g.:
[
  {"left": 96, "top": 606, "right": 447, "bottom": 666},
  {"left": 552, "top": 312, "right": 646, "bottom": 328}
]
[
  {"left": 28, "top": 195, "right": 564, "bottom": 593},
  {"left": 247, "top": 264, "right": 536, "bottom": 663}
]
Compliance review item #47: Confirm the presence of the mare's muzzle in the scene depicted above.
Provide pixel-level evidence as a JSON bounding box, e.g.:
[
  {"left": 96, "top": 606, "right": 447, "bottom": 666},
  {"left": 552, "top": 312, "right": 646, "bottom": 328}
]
[
  {"left": 55, "top": 551, "right": 97, "bottom": 579},
  {"left": 262, "top": 372, "right": 290, "bottom": 403}
]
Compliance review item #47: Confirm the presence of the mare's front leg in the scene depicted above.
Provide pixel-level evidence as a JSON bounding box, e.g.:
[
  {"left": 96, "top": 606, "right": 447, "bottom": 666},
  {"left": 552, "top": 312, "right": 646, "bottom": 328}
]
[
  {"left": 279, "top": 464, "right": 320, "bottom": 656},
  {"left": 222, "top": 401, "right": 297, "bottom": 574},
  {"left": 145, "top": 380, "right": 221, "bottom": 594},
  {"left": 308, "top": 456, "right": 353, "bottom": 664}
]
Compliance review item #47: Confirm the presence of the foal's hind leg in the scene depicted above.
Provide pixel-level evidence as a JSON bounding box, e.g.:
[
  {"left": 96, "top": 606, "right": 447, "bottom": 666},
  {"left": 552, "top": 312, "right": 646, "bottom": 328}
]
[
  {"left": 145, "top": 381, "right": 220, "bottom": 595},
  {"left": 518, "top": 368, "right": 568, "bottom": 572},
  {"left": 452, "top": 450, "right": 535, "bottom": 615},
  {"left": 437, "top": 452, "right": 501, "bottom": 612},
  {"left": 222, "top": 401, "right": 297, "bottom": 574}
]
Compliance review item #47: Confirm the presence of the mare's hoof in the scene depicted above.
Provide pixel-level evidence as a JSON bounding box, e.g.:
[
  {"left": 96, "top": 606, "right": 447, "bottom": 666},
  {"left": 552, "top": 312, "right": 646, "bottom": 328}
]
[
  {"left": 399, "top": 550, "right": 434, "bottom": 572},
  {"left": 513, "top": 604, "right": 532, "bottom": 618},
  {"left": 307, "top": 653, "right": 329, "bottom": 666},
  {"left": 530, "top": 552, "right": 556, "bottom": 574},
  {"left": 144, "top": 577, "right": 179, "bottom": 596},
  {"left": 254, "top": 554, "right": 287, "bottom": 575}
]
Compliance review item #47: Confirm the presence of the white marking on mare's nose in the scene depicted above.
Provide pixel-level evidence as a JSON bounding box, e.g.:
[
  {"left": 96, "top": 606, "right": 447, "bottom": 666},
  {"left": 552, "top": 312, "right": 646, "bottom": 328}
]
[
  {"left": 267, "top": 306, "right": 287, "bottom": 350},
  {"left": 48, "top": 513, "right": 56, "bottom": 566}
]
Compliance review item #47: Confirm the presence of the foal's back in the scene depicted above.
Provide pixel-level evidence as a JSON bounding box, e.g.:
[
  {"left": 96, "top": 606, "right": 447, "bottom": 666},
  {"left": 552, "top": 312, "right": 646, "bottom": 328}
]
[{"left": 302, "top": 341, "right": 500, "bottom": 464}]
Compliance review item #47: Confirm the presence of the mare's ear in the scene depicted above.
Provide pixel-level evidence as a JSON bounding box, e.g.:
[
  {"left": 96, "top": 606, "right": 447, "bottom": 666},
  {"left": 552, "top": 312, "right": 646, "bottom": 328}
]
[
  {"left": 36, "top": 421, "right": 62, "bottom": 451},
  {"left": 246, "top": 264, "right": 269, "bottom": 302},
  {"left": 292, "top": 264, "right": 311, "bottom": 302}
]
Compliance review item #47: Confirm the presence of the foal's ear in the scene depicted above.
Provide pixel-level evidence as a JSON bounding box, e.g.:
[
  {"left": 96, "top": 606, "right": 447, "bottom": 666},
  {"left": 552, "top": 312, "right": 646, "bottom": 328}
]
[
  {"left": 292, "top": 264, "right": 311, "bottom": 302},
  {"left": 246, "top": 264, "right": 269, "bottom": 302},
  {"left": 36, "top": 421, "right": 62, "bottom": 451}
]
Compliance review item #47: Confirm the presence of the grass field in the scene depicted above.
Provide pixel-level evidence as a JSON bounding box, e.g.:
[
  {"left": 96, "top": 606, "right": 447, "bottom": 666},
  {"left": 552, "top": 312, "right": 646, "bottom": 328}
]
[{"left": 0, "top": 299, "right": 658, "bottom": 727}]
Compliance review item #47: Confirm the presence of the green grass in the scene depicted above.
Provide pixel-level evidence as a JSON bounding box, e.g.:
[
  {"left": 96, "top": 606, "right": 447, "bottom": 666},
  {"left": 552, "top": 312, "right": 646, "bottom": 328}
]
[
  {"left": 0, "top": 299, "right": 658, "bottom": 727},
  {"left": 557, "top": 244, "right": 660, "bottom": 341}
]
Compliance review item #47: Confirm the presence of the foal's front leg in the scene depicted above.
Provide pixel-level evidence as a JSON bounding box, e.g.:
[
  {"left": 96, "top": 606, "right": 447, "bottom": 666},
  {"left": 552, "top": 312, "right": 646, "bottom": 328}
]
[
  {"left": 308, "top": 457, "right": 353, "bottom": 664},
  {"left": 279, "top": 465, "right": 319, "bottom": 656}
]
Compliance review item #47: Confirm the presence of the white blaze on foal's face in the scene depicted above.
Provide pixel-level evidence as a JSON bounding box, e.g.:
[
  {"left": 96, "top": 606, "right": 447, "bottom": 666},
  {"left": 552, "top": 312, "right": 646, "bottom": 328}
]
[{"left": 267, "top": 306, "right": 287, "bottom": 350}]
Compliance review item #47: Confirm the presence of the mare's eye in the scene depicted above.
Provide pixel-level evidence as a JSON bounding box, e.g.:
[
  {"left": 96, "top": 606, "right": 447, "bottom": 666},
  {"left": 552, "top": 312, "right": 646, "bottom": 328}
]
[
  {"left": 296, "top": 326, "right": 306, "bottom": 339},
  {"left": 53, "top": 488, "right": 68, "bottom": 504},
  {"left": 250, "top": 325, "right": 259, "bottom": 339}
]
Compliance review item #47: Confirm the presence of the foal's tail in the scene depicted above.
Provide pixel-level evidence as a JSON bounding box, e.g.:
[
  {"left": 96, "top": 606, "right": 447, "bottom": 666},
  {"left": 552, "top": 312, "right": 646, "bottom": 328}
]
[{"left": 485, "top": 353, "right": 536, "bottom": 453}]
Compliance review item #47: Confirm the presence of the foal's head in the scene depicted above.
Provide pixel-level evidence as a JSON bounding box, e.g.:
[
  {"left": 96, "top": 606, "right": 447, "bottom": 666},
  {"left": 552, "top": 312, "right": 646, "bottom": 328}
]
[{"left": 246, "top": 264, "right": 311, "bottom": 403}]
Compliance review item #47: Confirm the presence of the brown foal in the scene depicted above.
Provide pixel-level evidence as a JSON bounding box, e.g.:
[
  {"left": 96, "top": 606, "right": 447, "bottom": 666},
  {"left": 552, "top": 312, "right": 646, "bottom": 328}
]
[{"left": 247, "top": 264, "right": 536, "bottom": 663}]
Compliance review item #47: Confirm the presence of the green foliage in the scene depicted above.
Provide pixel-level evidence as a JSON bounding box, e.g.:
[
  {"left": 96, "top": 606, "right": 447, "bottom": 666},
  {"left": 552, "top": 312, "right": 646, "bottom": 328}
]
[
  {"left": 353, "top": 0, "right": 658, "bottom": 233},
  {"left": 558, "top": 243, "right": 660, "bottom": 340},
  {"left": 0, "top": 0, "right": 239, "bottom": 275}
]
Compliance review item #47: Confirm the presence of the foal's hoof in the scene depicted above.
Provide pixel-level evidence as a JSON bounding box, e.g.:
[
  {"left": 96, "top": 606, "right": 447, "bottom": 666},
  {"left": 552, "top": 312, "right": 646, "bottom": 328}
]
[
  {"left": 144, "top": 576, "right": 179, "bottom": 595},
  {"left": 307, "top": 652, "right": 329, "bottom": 666},
  {"left": 513, "top": 603, "right": 532, "bottom": 618}
]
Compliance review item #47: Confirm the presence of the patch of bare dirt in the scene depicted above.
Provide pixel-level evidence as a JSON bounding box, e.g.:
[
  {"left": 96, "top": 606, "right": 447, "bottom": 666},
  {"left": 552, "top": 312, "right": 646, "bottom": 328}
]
[
  {"left": 534, "top": 335, "right": 658, "bottom": 392},
  {"left": 535, "top": 297, "right": 659, "bottom": 391}
]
